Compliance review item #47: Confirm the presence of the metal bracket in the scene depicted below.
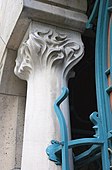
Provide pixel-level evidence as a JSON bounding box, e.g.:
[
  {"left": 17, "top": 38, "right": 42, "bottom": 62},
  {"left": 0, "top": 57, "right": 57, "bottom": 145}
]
[
  {"left": 90, "top": 111, "right": 102, "bottom": 138},
  {"left": 46, "top": 140, "right": 62, "bottom": 165}
]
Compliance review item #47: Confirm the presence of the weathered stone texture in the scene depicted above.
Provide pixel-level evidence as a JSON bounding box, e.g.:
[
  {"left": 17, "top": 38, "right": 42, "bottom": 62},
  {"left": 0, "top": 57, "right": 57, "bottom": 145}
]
[
  {"left": 0, "top": 50, "right": 26, "bottom": 96},
  {"left": 0, "top": 0, "right": 23, "bottom": 82},
  {"left": 0, "top": 94, "right": 18, "bottom": 170},
  {"left": 0, "top": 49, "right": 26, "bottom": 170},
  {"left": 0, "top": 95, "right": 25, "bottom": 170},
  {"left": 36, "top": 0, "right": 87, "bottom": 12},
  {"left": 15, "top": 97, "right": 26, "bottom": 169},
  {"left": 0, "top": 0, "right": 23, "bottom": 44}
]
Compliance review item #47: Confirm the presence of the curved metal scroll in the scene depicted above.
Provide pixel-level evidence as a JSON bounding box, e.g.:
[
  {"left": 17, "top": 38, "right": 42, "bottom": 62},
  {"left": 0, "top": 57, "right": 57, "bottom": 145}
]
[
  {"left": 46, "top": 87, "right": 104, "bottom": 170},
  {"left": 46, "top": 87, "right": 69, "bottom": 170},
  {"left": 46, "top": 1, "right": 112, "bottom": 169}
]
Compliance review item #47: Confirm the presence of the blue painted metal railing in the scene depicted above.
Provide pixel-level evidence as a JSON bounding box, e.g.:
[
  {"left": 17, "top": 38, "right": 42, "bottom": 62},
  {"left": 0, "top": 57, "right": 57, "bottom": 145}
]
[
  {"left": 46, "top": 0, "right": 112, "bottom": 169},
  {"left": 46, "top": 87, "right": 104, "bottom": 169}
]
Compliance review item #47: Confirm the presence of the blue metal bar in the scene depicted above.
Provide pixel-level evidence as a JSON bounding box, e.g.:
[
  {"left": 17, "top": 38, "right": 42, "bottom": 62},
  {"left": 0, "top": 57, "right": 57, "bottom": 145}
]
[
  {"left": 86, "top": 0, "right": 99, "bottom": 29},
  {"left": 68, "top": 138, "right": 103, "bottom": 148},
  {"left": 105, "top": 68, "right": 110, "bottom": 76},
  {"left": 95, "top": 0, "right": 110, "bottom": 169},
  {"left": 108, "top": 7, "right": 112, "bottom": 12},
  {"left": 110, "top": 16, "right": 112, "bottom": 82},
  {"left": 108, "top": 0, "right": 112, "bottom": 11},
  {"left": 54, "top": 87, "right": 69, "bottom": 170},
  {"left": 46, "top": 86, "right": 104, "bottom": 169},
  {"left": 54, "top": 137, "right": 103, "bottom": 151},
  {"left": 106, "top": 86, "right": 112, "bottom": 94},
  {"left": 108, "top": 9, "right": 112, "bottom": 167},
  {"left": 102, "top": 1, "right": 112, "bottom": 167},
  {"left": 75, "top": 145, "right": 100, "bottom": 162},
  {"left": 102, "top": 0, "right": 111, "bottom": 132}
]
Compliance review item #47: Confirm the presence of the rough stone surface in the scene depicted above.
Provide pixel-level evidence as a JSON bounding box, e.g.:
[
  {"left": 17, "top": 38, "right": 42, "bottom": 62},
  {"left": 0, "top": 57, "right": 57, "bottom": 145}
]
[
  {"left": 23, "top": 0, "right": 87, "bottom": 32},
  {"left": 35, "top": 0, "right": 87, "bottom": 12},
  {"left": 0, "top": 0, "right": 23, "bottom": 82},
  {"left": 15, "top": 97, "right": 26, "bottom": 169},
  {"left": 0, "top": 94, "right": 18, "bottom": 170},
  {"left": 0, "top": 94, "right": 25, "bottom": 170},
  {"left": 7, "top": 16, "right": 31, "bottom": 50},
  {"left": 8, "top": 0, "right": 87, "bottom": 51},
  {"left": 0, "top": 49, "right": 26, "bottom": 96},
  {"left": 0, "top": 0, "right": 23, "bottom": 44},
  {"left": 0, "top": 48, "right": 26, "bottom": 170}
]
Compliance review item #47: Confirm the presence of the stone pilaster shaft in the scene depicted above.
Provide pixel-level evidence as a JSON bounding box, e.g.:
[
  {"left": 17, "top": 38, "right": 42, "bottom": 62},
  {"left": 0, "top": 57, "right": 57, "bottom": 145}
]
[{"left": 14, "top": 23, "right": 84, "bottom": 170}]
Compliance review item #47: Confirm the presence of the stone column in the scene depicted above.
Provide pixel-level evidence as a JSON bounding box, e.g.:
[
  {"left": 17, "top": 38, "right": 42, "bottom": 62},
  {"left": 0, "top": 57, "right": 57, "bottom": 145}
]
[{"left": 14, "top": 23, "right": 84, "bottom": 170}]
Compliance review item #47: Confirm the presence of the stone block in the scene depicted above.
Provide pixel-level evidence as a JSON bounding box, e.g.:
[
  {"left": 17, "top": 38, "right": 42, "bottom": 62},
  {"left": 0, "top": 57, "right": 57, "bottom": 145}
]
[
  {"left": 0, "top": 94, "right": 18, "bottom": 170},
  {"left": 0, "top": 0, "right": 23, "bottom": 44},
  {"left": 15, "top": 97, "right": 25, "bottom": 169},
  {"left": 0, "top": 49, "right": 26, "bottom": 96},
  {"left": 0, "top": 0, "right": 24, "bottom": 84},
  {"left": 0, "top": 94, "right": 25, "bottom": 170},
  {"left": 23, "top": 0, "right": 87, "bottom": 32},
  {"left": 35, "top": 0, "right": 87, "bottom": 12}
]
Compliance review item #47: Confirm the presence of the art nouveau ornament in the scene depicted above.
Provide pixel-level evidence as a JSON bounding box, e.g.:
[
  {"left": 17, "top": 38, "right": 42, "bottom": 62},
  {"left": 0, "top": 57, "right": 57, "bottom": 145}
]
[
  {"left": 14, "top": 23, "right": 84, "bottom": 170},
  {"left": 15, "top": 29, "right": 84, "bottom": 80}
]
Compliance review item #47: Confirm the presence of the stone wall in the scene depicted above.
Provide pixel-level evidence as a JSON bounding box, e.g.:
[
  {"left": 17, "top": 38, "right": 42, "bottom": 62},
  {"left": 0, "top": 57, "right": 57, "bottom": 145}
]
[
  {"left": 0, "top": 0, "right": 23, "bottom": 82},
  {"left": 0, "top": 50, "right": 26, "bottom": 170}
]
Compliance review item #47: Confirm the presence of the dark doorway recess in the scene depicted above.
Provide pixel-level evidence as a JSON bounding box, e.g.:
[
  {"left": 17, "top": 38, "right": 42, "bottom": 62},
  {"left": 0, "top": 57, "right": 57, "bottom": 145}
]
[
  {"left": 68, "top": 32, "right": 99, "bottom": 169},
  {"left": 69, "top": 34, "right": 97, "bottom": 140},
  {"left": 68, "top": 1, "right": 101, "bottom": 169}
]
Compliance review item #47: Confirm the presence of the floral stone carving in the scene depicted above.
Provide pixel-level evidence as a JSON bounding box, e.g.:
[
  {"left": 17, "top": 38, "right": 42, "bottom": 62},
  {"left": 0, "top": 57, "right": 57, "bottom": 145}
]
[{"left": 14, "top": 29, "right": 84, "bottom": 80}]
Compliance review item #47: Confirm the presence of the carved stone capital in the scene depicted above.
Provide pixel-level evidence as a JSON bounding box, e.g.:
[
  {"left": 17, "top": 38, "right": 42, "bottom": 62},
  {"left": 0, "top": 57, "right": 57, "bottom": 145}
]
[{"left": 14, "top": 26, "right": 84, "bottom": 81}]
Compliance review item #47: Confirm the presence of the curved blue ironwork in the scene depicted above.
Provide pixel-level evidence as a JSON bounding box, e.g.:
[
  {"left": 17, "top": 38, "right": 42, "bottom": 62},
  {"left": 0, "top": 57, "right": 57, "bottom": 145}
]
[
  {"left": 46, "top": 87, "right": 69, "bottom": 170},
  {"left": 46, "top": 87, "right": 104, "bottom": 169},
  {"left": 86, "top": 0, "right": 99, "bottom": 29},
  {"left": 53, "top": 87, "right": 69, "bottom": 170},
  {"left": 46, "top": 0, "right": 112, "bottom": 169}
]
